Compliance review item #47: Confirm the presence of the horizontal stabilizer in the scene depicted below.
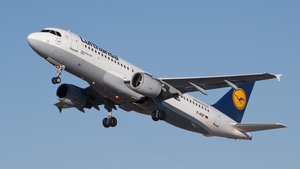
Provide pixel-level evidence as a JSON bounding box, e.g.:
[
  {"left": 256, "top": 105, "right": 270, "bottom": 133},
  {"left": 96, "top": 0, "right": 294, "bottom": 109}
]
[{"left": 232, "top": 123, "right": 286, "bottom": 132}]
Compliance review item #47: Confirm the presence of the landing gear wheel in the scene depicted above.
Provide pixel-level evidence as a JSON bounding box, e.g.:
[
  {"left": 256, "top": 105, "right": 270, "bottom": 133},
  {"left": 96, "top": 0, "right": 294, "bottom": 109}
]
[
  {"left": 102, "top": 117, "right": 117, "bottom": 128},
  {"left": 151, "top": 111, "right": 159, "bottom": 121},
  {"left": 102, "top": 118, "right": 110, "bottom": 128},
  {"left": 51, "top": 77, "right": 56, "bottom": 84},
  {"left": 109, "top": 117, "right": 117, "bottom": 127},
  {"left": 51, "top": 65, "right": 65, "bottom": 85},
  {"left": 51, "top": 77, "right": 61, "bottom": 84},
  {"left": 158, "top": 111, "right": 166, "bottom": 120},
  {"left": 152, "top": 111, "right": 166, "bottom": 121}
]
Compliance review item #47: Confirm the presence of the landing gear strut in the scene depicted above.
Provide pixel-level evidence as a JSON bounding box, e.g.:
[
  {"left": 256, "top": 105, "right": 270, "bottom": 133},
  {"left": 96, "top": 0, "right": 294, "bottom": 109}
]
[
  {"left": 151, "top": 110, "right": 166, "bottom": 121},
  {"left": 102, "top": 99, "right": 117, "bottom": 128},
  {"left": 52, "top": 65, "right": 65, "bottom": 84}
]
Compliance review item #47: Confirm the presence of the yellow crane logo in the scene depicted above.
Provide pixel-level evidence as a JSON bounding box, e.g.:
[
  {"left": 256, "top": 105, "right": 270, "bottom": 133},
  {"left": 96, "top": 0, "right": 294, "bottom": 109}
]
[{"left": 232, "top": 89, "right": 247, "bottom": 110}]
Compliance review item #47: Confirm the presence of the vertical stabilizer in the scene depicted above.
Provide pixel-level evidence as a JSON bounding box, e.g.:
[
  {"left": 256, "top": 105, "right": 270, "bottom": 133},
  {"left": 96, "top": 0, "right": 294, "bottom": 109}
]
[{"left": 212, "top": 82, "right": 255, "bottom": 123}]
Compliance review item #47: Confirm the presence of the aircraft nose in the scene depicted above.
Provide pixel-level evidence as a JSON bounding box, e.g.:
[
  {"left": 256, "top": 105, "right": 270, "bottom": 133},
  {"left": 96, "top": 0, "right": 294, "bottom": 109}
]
[{"left": 27, "top": 33, "right": 40, "bottom": 48}]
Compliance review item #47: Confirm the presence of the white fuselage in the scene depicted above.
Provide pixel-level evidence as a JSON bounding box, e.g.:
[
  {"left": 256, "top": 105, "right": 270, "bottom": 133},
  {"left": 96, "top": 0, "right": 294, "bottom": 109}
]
[{"left": 28, "top": 28, "right": 251, "bottom": 140}]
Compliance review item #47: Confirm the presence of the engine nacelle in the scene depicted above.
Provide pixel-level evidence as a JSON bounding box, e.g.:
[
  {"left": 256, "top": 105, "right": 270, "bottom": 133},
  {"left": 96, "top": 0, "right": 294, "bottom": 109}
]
[
  {"left": 56, "top": 84, "right": 88, "bottom": 108},
  {"left": 130, "top": 72, "right": 162, "bottom": 98}
]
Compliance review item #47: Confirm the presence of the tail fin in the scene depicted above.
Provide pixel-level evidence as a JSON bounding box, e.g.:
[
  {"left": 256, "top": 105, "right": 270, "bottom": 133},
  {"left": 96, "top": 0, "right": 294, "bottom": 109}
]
[{"left": 212, "top": 82, "right": 255, "bottom": 123}]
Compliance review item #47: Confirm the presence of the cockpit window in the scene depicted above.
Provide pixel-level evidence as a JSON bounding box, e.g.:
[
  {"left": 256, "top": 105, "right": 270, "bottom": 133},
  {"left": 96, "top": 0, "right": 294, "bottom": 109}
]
[
  {"left": 56, "top": 31, "right": 61, "bottom": 37},
  {"left": 41, "top": 29, "right": 62, "bottom": 37}
]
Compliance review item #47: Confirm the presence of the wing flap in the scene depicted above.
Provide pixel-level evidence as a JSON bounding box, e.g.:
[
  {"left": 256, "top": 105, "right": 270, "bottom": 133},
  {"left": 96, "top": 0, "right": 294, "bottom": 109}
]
[{"left": 232, "top": 123, "right": 286, "bottom": 132}]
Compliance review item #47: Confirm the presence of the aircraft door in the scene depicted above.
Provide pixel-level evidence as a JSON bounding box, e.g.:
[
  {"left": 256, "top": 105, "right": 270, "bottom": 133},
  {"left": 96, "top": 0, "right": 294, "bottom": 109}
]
[{"left": 70, "top": 34, "right": 79, "bottom": 52}]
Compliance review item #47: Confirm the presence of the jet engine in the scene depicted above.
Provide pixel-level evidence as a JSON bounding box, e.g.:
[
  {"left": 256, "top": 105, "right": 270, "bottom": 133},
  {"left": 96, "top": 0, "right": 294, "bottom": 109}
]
[
  {"left": 130, "top": 72, "right": 162, "bottom": 98},
  {"left": 56, "top": 84, "right": 90, "bottom": 109}
]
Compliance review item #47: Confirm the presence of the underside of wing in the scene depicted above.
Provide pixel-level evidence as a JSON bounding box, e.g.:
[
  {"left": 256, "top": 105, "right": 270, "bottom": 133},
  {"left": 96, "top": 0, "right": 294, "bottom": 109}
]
[
  {"left": 232, "top": 123, "right": 286, "bottom": 132},
  {"left": 161, "top": 73, "right": 281, "bottom": 94}
]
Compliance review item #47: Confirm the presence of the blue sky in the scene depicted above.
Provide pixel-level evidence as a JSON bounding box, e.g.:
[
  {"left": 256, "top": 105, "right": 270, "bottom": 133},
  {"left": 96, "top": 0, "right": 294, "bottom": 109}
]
[{"left": 0, "top": 1, "right": 299, "bottom": 169}]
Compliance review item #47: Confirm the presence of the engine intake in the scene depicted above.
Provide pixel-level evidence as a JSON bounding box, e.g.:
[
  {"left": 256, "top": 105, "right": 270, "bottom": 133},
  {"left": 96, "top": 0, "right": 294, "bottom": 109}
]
[{"left": 130, "top": 73, "right": 162, "bottom": 98}]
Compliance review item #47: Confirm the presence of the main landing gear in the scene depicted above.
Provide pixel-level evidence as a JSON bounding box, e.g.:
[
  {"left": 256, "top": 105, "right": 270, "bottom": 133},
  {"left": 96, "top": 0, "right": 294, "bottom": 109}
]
[
  {"left": 151, "top": 110, "right": 166, "bottom": 121},
  {"left": 102, "top": 116, "right": 117, "bottom": 128},
  {"left": 52, "top": 65, "right": 65, "bottom": 84},
  {"left": 102, "top": 100, "right": 118, "bottom": 128}
]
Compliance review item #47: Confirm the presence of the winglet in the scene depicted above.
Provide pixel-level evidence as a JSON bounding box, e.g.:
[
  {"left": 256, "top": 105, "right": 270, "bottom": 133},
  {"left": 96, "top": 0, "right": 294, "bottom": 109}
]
[
  {"left": 54, "top": 102, "right": 63, "bottom": 113},
  {"left": 274, "top": 74, "right": 283, "bottom": 82},
  {"left": 54, "top": 101, "right": 72, "bottom": 113}
]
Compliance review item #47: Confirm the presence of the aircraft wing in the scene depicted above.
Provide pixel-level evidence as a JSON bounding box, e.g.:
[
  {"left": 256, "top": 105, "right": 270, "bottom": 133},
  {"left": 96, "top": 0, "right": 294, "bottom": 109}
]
[
  {"left": 232, "top": 123, "right": 286, "bottom": 132},
  {"left": 161, "top": 73, "right": 282, "bottom": 95}
]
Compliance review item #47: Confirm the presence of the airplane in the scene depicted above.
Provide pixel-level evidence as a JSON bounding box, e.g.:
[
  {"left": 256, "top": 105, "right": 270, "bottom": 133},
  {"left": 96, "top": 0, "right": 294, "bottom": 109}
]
[{"left": 27, "top": 27, "right": 286, "bottom": 140}]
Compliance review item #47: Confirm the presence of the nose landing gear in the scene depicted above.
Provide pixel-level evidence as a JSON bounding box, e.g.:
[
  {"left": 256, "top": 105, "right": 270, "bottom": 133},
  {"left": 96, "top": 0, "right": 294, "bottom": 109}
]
[{"left": 52, "top": 65, "right": 65, "bottom": 84}]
